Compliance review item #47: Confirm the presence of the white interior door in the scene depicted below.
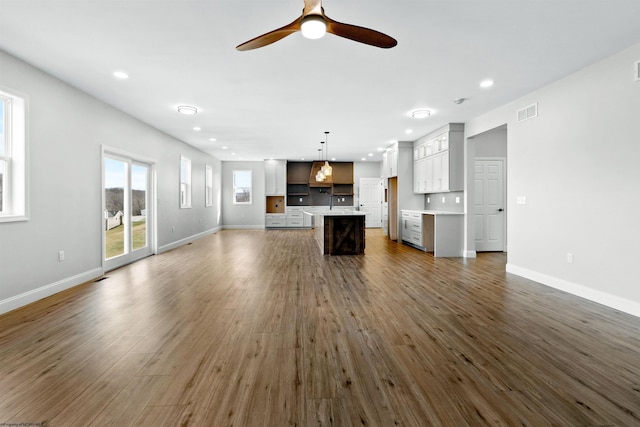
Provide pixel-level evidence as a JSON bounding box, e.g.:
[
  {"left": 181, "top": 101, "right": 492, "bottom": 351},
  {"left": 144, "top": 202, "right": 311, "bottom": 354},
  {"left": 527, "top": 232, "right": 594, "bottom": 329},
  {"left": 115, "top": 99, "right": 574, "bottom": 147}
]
[
  {"left": 103, "top": 152, "right": 154, "bottom": 271},
  {"left": 474, "top": 159, "right": 506, "bottom": 251},
  {"left": 359, "top": 177, "right": 383, "bottom": 228}
]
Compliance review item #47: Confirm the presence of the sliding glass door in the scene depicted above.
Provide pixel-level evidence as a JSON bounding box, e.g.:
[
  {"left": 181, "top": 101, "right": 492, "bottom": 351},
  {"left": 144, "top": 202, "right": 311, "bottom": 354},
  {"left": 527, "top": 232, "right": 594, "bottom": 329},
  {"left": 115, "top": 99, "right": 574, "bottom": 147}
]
[{"left": 103, "top": 153, "right": 153, "bottom": 271}]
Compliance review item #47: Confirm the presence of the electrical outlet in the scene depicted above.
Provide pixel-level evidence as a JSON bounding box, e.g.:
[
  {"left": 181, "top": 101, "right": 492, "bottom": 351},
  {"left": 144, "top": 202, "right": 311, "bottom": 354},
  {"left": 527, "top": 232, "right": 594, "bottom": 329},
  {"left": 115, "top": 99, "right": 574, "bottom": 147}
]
[
  {"left": 635, "top": 60, "right": 640, "bottom": 81},
  {"left": 455, "top": 197, "right": 460, "bottom": 204},
  {"left": 171, "top": 226, "right": 175, "bottom": 232},
  {"left": 58, "top": 250, "right": 65, "bottom": 262},
  {"left": 427, "top": 197, "right": 430, "bottom": 203},
  {"left": 441, "top": 196, "right": 446, "bottom": 203},
  {"left": 566, "top": 252, "right": 574, "bottom": 264}
]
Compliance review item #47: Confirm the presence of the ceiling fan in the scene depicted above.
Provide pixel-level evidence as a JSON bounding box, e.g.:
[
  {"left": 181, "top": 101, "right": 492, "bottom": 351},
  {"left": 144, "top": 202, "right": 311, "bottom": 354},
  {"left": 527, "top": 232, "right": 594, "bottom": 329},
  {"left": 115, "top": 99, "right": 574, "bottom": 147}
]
[{"left": 236, "top": 0, "right": 397, "bottom": 51}]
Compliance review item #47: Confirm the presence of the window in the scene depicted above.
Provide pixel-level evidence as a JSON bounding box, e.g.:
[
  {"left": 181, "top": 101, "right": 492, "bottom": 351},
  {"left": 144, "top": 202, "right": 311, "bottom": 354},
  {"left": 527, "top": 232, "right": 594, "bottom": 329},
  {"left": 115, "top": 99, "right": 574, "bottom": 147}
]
[
  {"left": 180, "top": 156, "right": 192, "bottom": 208},
  {"left": 233, "top": 170, "right": 252, "bottom": 204},
  {"left": 0, "top": 88, "right": 27, "bottom": 222},
  {"left": 205, "top": 164, "right": 213, "bottom": 207}
]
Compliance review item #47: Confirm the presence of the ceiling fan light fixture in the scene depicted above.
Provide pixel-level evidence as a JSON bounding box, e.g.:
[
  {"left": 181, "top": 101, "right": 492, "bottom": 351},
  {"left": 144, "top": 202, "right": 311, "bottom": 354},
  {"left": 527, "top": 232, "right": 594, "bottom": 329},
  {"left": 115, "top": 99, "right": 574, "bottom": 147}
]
[{"left": 301, "top": 15, "right": 326, "bottom": 39}]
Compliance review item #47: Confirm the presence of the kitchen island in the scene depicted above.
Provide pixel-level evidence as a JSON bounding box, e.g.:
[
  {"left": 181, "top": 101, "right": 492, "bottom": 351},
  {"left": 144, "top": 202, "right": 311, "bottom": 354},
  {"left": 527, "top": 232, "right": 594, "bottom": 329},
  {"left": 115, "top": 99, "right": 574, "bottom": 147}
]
[{"left": 310, "top": 210, "right": 366, "bottom": 255}]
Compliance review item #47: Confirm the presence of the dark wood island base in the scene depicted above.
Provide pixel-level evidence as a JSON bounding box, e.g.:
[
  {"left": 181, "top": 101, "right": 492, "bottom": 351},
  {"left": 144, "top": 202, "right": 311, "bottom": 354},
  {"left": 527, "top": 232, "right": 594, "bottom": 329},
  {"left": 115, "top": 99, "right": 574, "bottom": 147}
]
[{"left": 313, "top": 211, "right": 366, "bottom": 255}]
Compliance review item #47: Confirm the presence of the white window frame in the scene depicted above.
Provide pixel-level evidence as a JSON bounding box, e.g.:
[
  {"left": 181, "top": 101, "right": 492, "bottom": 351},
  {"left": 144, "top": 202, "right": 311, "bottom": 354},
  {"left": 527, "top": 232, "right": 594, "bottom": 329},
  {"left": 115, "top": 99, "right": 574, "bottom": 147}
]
[
  {"left": 180, "top": 156, "right": 192, "bottom": 208},
  {"left": 205, "top": 164, "right": 213, "bottom": 207},
  {"left": 233, "top": 170, "right": 252, "bottom": 205},
  {"left": 0, "top": 88, "right": 28, "bottom": 222}
]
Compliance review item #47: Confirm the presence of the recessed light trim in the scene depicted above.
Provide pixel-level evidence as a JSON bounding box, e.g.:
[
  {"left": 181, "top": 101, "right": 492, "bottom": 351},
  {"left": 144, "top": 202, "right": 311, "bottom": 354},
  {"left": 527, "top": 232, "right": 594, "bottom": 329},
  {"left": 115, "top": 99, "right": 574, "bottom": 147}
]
[
  {"left": 411, "top": 109, "right": 431, "bottom": 119},
  {"left": 480, "top": 79, "right": 495, "bottom": 88},
  {"left": 193, "top": 126, "right": 201, "bottom": 132},
  {"left": 113, "top": 71, "right": 129, "bottom": 79},
  {"left": 405, "top": 129, "right": 413, "bottom": 134},
  {"left": 177, "top": 105, "right": 198, "bottom": 115},
  {"left": 209, "top": 138, "right": 216, "bottom": 142}
]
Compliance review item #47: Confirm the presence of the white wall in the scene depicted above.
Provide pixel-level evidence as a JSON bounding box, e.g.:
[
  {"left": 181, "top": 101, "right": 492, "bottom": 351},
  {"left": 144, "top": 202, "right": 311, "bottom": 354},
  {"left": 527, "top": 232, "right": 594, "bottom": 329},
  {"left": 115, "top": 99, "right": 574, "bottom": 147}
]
[
  {"left": 221, "top": 161, "right": 265, "bottom": 228},
  {"left": 465, "top": 42, "right": 640, "bottom": 316},
  {"left": 0, "top": 51, "right": 222, "bottom": 314}
]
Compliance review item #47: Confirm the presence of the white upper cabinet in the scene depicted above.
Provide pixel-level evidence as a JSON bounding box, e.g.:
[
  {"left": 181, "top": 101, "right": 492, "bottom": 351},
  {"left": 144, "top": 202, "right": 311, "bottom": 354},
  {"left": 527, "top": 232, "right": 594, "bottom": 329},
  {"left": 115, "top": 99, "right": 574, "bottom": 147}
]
[
  {"left": 383, "top": 145, "right": 399, "bottom": 178},
  {"left": 412, "top": 124, "right": 464, "bottom": 194},
  {"left": 265, "top": 159, "right": 286, "bottom": 196}
]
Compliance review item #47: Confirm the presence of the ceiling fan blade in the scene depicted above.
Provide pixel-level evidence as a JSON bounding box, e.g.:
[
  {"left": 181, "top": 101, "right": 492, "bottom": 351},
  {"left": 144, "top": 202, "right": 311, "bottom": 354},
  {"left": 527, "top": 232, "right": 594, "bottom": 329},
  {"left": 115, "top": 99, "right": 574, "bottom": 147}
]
[
  {"left": 236, "top": 16, "right": 303, "bottom": 51},
  {"left": 325, "top": 15, "right": 397, "bottom": 49}
]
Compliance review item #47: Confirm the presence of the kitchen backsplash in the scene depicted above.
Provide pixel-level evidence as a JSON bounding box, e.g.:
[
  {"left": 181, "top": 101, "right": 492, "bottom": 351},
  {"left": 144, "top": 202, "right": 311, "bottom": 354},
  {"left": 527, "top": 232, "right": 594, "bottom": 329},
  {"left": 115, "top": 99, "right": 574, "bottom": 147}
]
[{"left": 424, "top": 191, "right": 464, "bottom": 212}]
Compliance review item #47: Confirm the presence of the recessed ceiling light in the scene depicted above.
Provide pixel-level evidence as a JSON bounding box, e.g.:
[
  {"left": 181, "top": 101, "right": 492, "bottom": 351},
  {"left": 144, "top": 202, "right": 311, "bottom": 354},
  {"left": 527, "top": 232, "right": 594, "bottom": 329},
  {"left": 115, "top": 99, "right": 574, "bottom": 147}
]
[
  {"left": 113, "top": 71, "right": 129, "bottom": 79},
  {"left": 193, "top": 126, "right": 201, "bottom": 131},
  {"left": 405, "top": 129, "right": 413, "bottom": 134},
  {"left": 411, "top": 109, "right": 431, "bottom": 119},
  {"left": 177, "top": 105, "right": 198, "bottom": 115},
  {"left": 377, "top": 147, "right": 384, "bottom": 152},
  {"left": 368, "top": 153, "right": 373, "bottom": 157},
  {"left": 480, "top": 79, "right": 495, "bottom": 88},
  {"left": 231, "top": 152, "right": 236, "bottom": 155},
  {"left": 222, "top": 146, "right": 228, "bottom": 150},
  {"left": 209, "top": 138, "right": 216, "bottom": 142}
]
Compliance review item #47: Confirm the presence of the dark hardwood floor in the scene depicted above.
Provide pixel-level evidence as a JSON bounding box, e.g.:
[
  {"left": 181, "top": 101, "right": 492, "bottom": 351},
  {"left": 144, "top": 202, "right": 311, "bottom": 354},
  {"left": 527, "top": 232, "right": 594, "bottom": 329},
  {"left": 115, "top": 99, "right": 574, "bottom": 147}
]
[{"left": 1, "top": 228, "right": 639, "bottom": 426}]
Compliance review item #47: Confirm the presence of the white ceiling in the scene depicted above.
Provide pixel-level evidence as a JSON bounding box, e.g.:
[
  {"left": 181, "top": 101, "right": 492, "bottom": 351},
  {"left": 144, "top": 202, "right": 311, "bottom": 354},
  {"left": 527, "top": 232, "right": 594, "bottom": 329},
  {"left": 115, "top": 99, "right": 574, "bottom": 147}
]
[{"left": 1, "top": 0, "right": 639, "bottom": 162}]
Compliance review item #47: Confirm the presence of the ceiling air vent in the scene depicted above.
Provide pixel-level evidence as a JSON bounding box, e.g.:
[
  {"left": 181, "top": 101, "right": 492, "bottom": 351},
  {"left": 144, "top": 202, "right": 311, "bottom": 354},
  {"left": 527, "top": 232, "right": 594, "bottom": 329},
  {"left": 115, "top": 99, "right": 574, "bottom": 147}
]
[{"left": 517, "top": 103, "right": 538, "bottom": 123}]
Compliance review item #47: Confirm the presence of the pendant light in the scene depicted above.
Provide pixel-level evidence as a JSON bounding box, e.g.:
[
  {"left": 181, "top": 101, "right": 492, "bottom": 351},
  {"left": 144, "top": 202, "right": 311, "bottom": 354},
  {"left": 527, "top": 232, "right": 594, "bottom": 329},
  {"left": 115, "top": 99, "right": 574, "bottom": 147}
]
[
  {"left": 321, "top": 131, "right": 333, "bottom": 176},
  {"left": 315, "top": 148, "right": 325, "bottom": 182}
]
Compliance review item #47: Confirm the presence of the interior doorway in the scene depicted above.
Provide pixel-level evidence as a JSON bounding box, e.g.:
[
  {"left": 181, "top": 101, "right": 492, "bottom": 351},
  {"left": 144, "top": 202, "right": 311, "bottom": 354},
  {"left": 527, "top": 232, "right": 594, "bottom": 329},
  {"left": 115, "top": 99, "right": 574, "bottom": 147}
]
[
  {"left": 359, "top": 177, "right": 383, "bottom": 228},
  {"left": 474, "top": 159, "right": 506, "bottom": 251},
  {"left": 470, "top": 125, "right": 507, "bottom": 253},
  {"left": 103, "top": 150, "right": 155, "bottom": 271}
]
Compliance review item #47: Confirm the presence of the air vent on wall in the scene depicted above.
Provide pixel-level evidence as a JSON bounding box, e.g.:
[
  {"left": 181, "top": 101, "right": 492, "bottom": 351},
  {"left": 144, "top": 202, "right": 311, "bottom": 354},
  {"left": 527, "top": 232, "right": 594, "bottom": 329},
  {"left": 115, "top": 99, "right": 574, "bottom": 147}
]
[
  {"left": 635, "top": 61, "right": 640, "bottom": 82},
  {"left": 517, "top": 103, "right": 538, "bottom": 123}
]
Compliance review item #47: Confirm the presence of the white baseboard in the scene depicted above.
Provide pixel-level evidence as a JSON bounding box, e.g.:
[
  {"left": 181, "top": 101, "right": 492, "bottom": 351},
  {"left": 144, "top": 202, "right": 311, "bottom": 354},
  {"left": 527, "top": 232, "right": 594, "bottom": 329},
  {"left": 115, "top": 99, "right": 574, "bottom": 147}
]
[
  {"left": 221, "top": 225, "right": 265, "bottom": 230},
  {"left": 0, "top": 267, "right": 103, "bottom": 316},
  {"left": 506, "top": 263, "right": 640, "bottom": 318},
  {"left": 464, "top": 250, "right": 477, "bottom": 258},
  {"left": 158, "top": 226, "right": 222, "bottom": 254}
]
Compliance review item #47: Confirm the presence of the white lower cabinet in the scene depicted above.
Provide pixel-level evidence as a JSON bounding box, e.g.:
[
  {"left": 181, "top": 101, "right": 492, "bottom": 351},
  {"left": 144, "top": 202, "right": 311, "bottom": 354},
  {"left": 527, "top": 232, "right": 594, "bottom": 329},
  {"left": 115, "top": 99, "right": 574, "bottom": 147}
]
[
  {"left": 401, "top": 210, "right": 464, "bottom": 257},
  {"left": 286, "top": 206, "right": 305, "bottom": 227},
  {"left": 265, "top": 214, "right": 286, "bottom": 228},
  {"left": 401, "top": 211, "right": 425, "bottom": 248}
]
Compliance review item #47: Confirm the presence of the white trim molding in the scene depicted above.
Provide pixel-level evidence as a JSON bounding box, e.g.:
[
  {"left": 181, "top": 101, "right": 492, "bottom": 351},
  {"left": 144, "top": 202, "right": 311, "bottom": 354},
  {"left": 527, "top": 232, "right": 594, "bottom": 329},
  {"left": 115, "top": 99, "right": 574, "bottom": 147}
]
[
  {"left": 506, "top": 263, "right": 640, "bottom": 318},
  {"left": 158, "top": 226, "right": 222, "bottom": 254},
  {"left": 0, "top": 268, "right": 103, "bottom": 315}
]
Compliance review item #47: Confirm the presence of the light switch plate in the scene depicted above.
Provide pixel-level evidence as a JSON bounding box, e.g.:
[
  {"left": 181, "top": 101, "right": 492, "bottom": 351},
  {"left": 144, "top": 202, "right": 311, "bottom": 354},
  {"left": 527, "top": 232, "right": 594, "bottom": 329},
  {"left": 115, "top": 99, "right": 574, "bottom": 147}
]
[{"left": 517, "top": 196, "right": 527, "bottom": 205}]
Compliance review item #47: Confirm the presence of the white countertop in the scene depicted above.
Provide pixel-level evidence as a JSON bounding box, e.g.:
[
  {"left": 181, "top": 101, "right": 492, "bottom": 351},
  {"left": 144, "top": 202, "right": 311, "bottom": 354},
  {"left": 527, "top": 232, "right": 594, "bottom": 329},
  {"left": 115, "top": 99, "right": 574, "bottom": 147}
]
[
  {"left": 305, "top": 209, "right": 365, "bottom": 216},
  {"left": 402, "top": 209, "right": 464, "bottom": 216}
]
